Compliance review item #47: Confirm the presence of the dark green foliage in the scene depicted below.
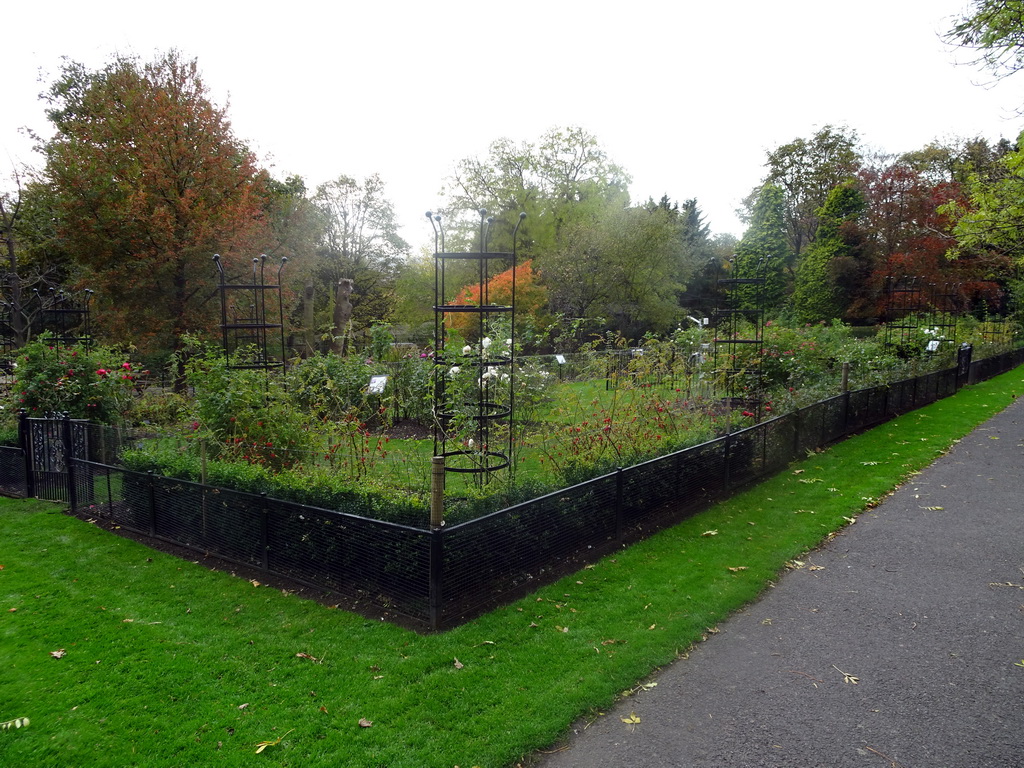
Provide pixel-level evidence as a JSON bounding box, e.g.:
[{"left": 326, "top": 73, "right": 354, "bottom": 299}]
[
  {"left": 792, "top": 184, "right": 867, "bottom": 323},
  {"left": 731, "top": 184, "right": 789, "bottom": 310}
]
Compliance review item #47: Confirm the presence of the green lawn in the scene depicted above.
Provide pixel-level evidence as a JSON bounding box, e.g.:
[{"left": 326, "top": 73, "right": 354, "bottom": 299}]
[{"left": 2, "top": 368, "right": 1021, "bottom": 767}]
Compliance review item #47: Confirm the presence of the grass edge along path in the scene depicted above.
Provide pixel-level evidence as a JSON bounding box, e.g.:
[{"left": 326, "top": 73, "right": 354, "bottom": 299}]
[{"left": 1, "top": 368, "right": 1022, "bottom": 768}]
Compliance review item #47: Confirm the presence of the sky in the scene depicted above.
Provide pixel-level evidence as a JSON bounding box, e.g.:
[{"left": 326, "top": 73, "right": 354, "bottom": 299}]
[{"left": 3, "top": 0, "right": 1023, "bottom": 249}]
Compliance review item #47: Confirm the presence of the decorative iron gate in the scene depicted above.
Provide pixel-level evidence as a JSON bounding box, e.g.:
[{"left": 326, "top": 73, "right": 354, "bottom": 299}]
[{"left": 24, "top": 416, "right": 89, "bottom": 504}]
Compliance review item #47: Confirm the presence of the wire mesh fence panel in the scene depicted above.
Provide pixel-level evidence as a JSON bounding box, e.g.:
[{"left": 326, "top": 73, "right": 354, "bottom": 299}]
[
  {"left": 669, "top": 437, "right": 728, "bottom": 514},
  {"left": 821, "top": 394, "right": 848, "bottom": 445},
  {"left": 108, "top": 467, "right": 156, "bottom": 531},
  {"left": 442, "top": 473, "right": 619, "bottom": 617},
  {"left": 726, "top": 425, "right": 767, "bottom": 489},
  {"left": 847, "top": 386, "right": 886, "bottom": 433},
  {"left": 795, "top": 402, "right": 826, "bottom": 456},
  {"left": 762, "top": 412, "right": 798, "bottom": 475},
  {"left": 0, "top": 446, "right": 27, "bottom": 497},
  {"left": 152, "top": 479, "right": 265, "bottom": 567},
  {"left": 886, "top": 378, "right": 916, "bottom": 417},
  {"left": 267, "top": 501, "right": 431, "bottom": 619}
]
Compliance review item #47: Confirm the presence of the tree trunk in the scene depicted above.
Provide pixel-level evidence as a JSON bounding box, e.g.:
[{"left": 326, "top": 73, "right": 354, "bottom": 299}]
[
  {"left": 301, "top": 281, "right": 316, "bottom": 357},
  {"left": 330, "top": 279, "right": 354, "bottom": 355}
]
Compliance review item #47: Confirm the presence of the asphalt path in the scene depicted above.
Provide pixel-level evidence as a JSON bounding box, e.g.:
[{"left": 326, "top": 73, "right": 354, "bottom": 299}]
[{"left": 532, "top": 396, "right": 1024, "bottom": 768}]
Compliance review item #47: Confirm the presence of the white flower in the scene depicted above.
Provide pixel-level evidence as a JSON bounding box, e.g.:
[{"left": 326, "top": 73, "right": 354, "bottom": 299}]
[
  {"left": 467, "top": 438, "right": 475, "bottom": 448},
  {"left": 505, "top": 339, "right": 512, "bottom": 347},
  {"left": 462, "top": 345, "right": 472, "bottom": 355},
  {"left": 481, "top": 337, "right": 492, "bottom": 349},
  {"left": 448, "top": 366, "right": 460, "bottom": 376}
]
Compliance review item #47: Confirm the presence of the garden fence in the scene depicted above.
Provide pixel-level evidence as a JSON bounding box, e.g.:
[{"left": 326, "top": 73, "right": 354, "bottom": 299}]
[{"left": 4, "top": 345, "right": 1022, "bottom": 631}]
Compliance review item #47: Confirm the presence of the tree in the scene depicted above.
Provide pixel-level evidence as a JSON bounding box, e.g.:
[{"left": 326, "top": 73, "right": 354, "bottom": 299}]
[
  {"left": 310, "top": 174, "right": 409, "bottom": 350},
  {"left": 442, "top": 126, "right": 631, "bottom": 258},
  {"left": 447, "top": 260, "right": 549, "bottom": 341},
  {"left": 750, "top": 125, "right": 862, "bottom": 261},
  {"left": 38, "top": 51, "right": 274, "bottom": 360},
  {"left": 945, "top": 136, "right": 1024, "bottom": 268},
  {"left": 540, "top": 202, "right": 695, "bottom": 339},
  {"left": 792, "top": 184, "right": 867, "bottom": 323},
  {"left": 946, "top": 0, "right": 1024, "bottom": 81},
  {"left": 730, "top": 185, "right": 789, "bottom": 311}
]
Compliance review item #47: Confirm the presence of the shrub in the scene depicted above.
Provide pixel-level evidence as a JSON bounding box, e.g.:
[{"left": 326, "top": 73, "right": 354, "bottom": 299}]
[{"left": 8, "top": 334, "right": 139, "bottom": 424}]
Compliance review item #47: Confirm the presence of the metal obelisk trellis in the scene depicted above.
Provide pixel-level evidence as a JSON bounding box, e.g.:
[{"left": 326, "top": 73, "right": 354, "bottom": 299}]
[
  {"left": 0, "top": 287, "right": 93, "bottom": 361},
  {"left": 883, "top": 276, "right": 961, "bottom": 354},
  {"left": 713, "top": 256, "right": 769, "bottom": 418},
  {"left": 428, "top": 209, "right": 525, "bottom": 488},
  {"left": 212, "top": 254, "right": 288, "bottom": 373}
]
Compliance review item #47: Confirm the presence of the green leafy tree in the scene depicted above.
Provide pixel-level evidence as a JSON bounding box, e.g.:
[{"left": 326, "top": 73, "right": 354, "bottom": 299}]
[
  {"left": 946, "top": 134, "right": 1024, "bottom": 266},
  {"left": 442, "top": 126, "right": 631, "bottom": 258},
  {"left": 792, "top": 184, "right": 867, "bottom": 323},
  {"left": 730, "top": 184, "right": 789, "bottom": 311},
  {"left": 946, "top": 0, "right": 1024, "bottom": 81},
  {"left": 37, "top": 51, "right": 274, "bottom": 360},
  {"left": 749, "top": 125, "right": 862, "bottom": 261},
  {"left": 540, "top": 201, "right": 697, "bottom": 339}
]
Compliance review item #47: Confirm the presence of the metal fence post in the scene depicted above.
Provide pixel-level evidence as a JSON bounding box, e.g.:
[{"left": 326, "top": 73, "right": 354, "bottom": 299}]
[
  {"left": 63, "top": 415, "right": 78, "bottom": 511},
  {"left": 615, "top": 467, "right": 624, "bottom": 543},
  {"left": 19, "top": 410, "right": 34, "bottom": 499},
  {"left": 147, "top": 470, "right": 156, "bottom": 537},
  {"left": 429, "top": 456, "right": 445, "bottom": 631},
  {"left": 260, "top": 492, "right": 270, "bottom": 571},
  {"left": 724, "top": 431, "right": 733, "bottom": 490}
]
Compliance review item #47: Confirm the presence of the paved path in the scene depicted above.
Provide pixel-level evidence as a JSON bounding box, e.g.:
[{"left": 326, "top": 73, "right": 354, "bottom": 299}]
[{"left": 534, "top": 397, "right": 1024, "bottom": 768}]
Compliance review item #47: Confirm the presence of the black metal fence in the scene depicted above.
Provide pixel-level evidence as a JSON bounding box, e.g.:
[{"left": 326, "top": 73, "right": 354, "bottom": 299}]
[{"left": 3, "top": 346, "right": 1023, "bottom": 630}]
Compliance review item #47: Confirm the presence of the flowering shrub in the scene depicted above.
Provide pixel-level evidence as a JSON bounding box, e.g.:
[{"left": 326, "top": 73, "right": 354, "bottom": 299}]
[
  {"left": 9, "top": 334, "right": 139, "bottom": 424},
  {"left": 181, "top": 341, "right": 313, "bottom": 471}
]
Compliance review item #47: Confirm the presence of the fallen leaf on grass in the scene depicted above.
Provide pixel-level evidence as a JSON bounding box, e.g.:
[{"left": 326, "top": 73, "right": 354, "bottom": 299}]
[
  {"left": 0, "top": 717, "right": 29, "bottom": 731},
  {"left": 727, "top": 566, "right": 748, "bottom": 572},
  {"left": 296, "top": 652, "right": 319, "bottom": 663},
  {"left": 453, "top": 658, "right": 464, "bottom": 669},
  {"left": 238, "top": 703, "right": 249, "bottom": 710},
  {"left": 701, "top": 530, "right": 718, "bottom": 537},
  {"left": 358, "top": 718, "right": 373, "bottom": 728},
  {"left": 50, "top": 649, "right": 66, "bottom": 659},
  {"left": 254, "top": 728, "right": 293, "bottom": 754}
]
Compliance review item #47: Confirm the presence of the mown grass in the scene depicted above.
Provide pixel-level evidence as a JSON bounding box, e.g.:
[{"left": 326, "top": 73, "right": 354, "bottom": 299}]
[{"left": 1, "top": 368, "right": 1022, "bottom": 768}]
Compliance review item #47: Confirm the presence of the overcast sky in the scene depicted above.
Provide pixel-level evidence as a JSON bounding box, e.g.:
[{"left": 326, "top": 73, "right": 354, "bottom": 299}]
[{"left": 3, "top": 0, "right": 1023, "bottom": 249}]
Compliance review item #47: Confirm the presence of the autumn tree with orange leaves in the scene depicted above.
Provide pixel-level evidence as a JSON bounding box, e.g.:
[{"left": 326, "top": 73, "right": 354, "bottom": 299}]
[
  {"left": 447, "top": 259, "right": 549, "bottom": 341},
  {"left": 37, "top": 51, "right": 275, "bottom": 360}
]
